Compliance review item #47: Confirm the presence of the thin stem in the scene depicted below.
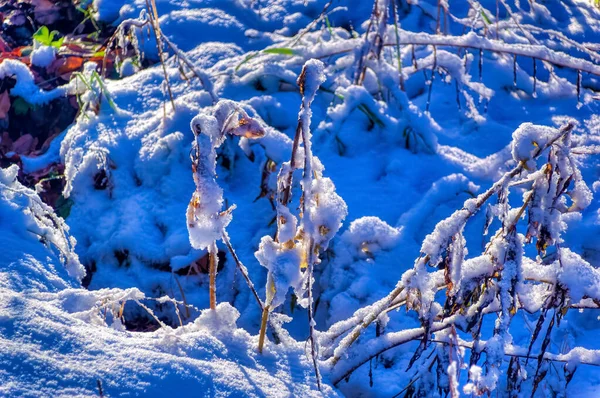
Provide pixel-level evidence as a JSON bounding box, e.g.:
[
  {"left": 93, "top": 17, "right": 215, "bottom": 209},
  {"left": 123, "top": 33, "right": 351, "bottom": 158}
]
[
  {"left": 209, "top": 241, "right": 217, "bottom": 310},
  {"left": 145, "top": 0, "right": 176, "bottom": 111},
  {"left": 258, "top": 305, "right": 270, "bottom": 353},
  {"left": 314, "top": 35, "right": 600, "bottom": 78},
  {"left": 222, "top": 231, "right": 264, "bottom": 310},
  {"left": 306, "top": 248, "right": 322, "bottom": 390},
  {"left": 391, "top": 0, "right": 405, "bottom": 91}
]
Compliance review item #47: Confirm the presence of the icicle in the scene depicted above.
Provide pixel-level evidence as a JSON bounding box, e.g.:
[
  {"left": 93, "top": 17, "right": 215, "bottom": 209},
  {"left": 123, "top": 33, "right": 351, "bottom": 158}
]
[
  {"left": 478, "top": 48, "right": 483, "bottom": 81},
  {"left": 426, "top": 46, "right": 437, "bottom": 112},
  {"left": 532, "top": 58, "right": 537, "bottom": 97},
  {"left": 576, "top": 70, "right": 581, "bottom": 104},
  {"left": 455, "top": 80, "right": 461, "bottom": 111},
  {"left": 513, "top": 54, "right": 517, "bottom": 86}
]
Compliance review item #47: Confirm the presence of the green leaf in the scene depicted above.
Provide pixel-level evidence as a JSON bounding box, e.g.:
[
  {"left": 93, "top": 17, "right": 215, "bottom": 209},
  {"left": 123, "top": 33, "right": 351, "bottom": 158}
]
[
  {"left": 33, "top": 26, "right": 51, "bottom": 46},
  {"left": 262, "top": 47, "right": 296, "bottom": 56},
  {"left": 325, "top": 16, "right": 334, "bottom": 36},
  {"left": 357, "top": 103, "right": 385, "bottom": 128},
  {"left": 51, "top": 36, "right": 64, "bottom": 49},
  {"left": 87, "top": 31, "right": 100, "bottom": 41},
  {"left": 33, "top": 26, "right": 64, "bottom": 48},
  {"left": 12, "top": 97, "right": 33, "bottom": 115},
  {"left": 481, "top": 10, "right": 492, "bottom": 25},
  {"left": 91, "top": 70, "right": 117, "bottom": 111},
  {"left": 235, "top": 52, "right": 259, "bottom": 72},
  {"left": 235, "top": 47, "right": 296, "bottom": 73},
  {"left": 55, "top": 195, "right": 74, "bottom": 219},
  {"left": 72, "top": 72, "right": 92, "bottom": 91}
]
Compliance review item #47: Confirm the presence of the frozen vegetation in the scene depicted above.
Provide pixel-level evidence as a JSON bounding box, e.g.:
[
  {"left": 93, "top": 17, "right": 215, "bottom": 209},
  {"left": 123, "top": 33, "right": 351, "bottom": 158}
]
[{"left": 2, "top": 0, "right": 600, "bottom": 396}]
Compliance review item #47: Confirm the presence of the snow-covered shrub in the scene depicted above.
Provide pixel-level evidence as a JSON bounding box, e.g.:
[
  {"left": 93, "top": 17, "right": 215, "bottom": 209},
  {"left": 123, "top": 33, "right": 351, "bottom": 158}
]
[{"left": 318, "top": 121, "right": 600, "bottom": 396}]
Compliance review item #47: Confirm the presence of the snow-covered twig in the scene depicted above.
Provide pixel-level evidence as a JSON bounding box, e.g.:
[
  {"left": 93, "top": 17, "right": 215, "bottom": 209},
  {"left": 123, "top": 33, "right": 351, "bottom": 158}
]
[{"left": 324, "top": 122, "right": 597, "bottom": 393}]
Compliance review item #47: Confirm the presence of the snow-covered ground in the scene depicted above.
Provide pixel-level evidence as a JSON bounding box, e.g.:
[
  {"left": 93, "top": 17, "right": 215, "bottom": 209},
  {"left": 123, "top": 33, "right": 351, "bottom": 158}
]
[{"left": 2, "top": 0, "right": 600, "bottom": 396}]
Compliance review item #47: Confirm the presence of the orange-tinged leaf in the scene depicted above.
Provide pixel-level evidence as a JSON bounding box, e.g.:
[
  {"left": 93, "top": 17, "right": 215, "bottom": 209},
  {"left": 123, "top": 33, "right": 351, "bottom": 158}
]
[{"left": 56, "top": 56, "right": 84, "bottom": 75}]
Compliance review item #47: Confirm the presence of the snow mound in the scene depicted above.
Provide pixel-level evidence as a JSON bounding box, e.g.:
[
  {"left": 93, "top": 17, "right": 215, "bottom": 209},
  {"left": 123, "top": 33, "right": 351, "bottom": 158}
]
[{"left": 0, "top": 166, "right": 333, "bottom": 397}]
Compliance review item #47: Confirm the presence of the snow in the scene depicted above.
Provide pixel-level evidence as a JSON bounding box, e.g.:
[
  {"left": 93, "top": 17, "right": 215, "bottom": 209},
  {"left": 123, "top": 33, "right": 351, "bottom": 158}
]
[
  {"left": 0, "top": 167, "right": 331, "bottom": 397},
  {"left": 30, "top": 45, "right": 56, "bottom": 68},
  {"left": 0, "top": 59, "right": 66, "bottom": 104},
  {"left": 511, "top": 122, "right": 558, "bottom": 162},
  {"left": 3, "top": 0, "right": 600, "bottom": 396}
]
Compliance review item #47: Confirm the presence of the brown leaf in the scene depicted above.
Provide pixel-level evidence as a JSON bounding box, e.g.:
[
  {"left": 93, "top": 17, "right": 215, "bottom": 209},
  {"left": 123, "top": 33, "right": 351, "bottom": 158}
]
[
  {"left": 56, "top": 56, "right": 84, "bottom": 76},
  {"left": 0, "top": 131, "right": 13, "bottom": 154},
  {"left": 12, "top": 134, "right": 37, "bottom": 155}
]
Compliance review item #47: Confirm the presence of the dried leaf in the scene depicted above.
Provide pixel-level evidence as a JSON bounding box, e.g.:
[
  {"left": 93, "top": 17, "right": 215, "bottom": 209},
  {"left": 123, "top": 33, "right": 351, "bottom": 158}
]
[
  {"left": 12, "top": 134, "right": 36, "bottom": 155},
  {"left": 56, "top": 56, "right": 84, "bottom": 75},
  {"left": 0, "top": 91, "right": 11, "bottom": 120}
]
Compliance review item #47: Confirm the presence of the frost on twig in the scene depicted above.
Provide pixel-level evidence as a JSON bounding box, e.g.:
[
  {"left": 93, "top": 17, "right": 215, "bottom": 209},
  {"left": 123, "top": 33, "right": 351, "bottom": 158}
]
[
  {"left": 102, "top": 6, "right": 217, "bottom": 108},
  {"left": 0, "top": 164, "right": 84, "bottom": 282},
  {"left": 235, "top": 0, "right": 600, "bottom": 157}
]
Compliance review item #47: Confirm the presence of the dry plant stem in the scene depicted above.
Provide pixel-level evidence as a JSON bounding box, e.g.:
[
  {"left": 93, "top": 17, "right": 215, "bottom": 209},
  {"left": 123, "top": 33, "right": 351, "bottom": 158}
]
[
  {"left": 172, "top": 300, "right": 184, "bottom": 327},
  {"left": 298, "top": 65, "right": 322, "bottom": 389},
  {"left": 390, "top": 0, "right": 405, "bottom": 91},
  {"left": 209, "top": 241, "right": 218, "bottom": 310},
  {"left": 259, "top": 87, "right": 305, "bottom": 351},
  {"left": 328, "top": 284, "right": 406, "bottom": 367},
  {"left": 145, "top": 0, "right": 176, "bottom": 110},
  {"left": 327, "top": 123, "right": 574, "bottom": 368},
  {"left": 429, "top": 339, "right": 600, "bottom": 367},
  {"left": 221, "top": 231, "right": 264, "bottom": 310},
  {"left": 161, "top": 35, "right": 218, "bottom": 104},
  {"left": 288, "top": 0, "right": 334, "bottom": 47},
  {"left": 333, "top": 297, "right": 512, "bottom": 385},
  {"left": 258, "top": 305, "right": 270, "bottom": 353},
  {"left": 332, "top": 316, "right": 455, "bottom": 385},
  {"left": 279, "top": 123, "right": 302, "bottom": 214},
  {"left": 386, "top": 38, "right": 595, "bottom": 76},
  {"left": 101, "top": 19, "right": 149, "bottom": 78},
  {"left": 173, "top": 274, "right": 191, "bottom": 318},
  {"left": 307, "top": 250, "right": 322, "bottom": 391},
  {"left": 261, "top": 119, "right": 303, "bottom": 350},
  {"left": 354, "top": 0, "right": 378, "bottom": 85},
  {"left": 104, "top": 10, "right": 217, "bottom": 104}
]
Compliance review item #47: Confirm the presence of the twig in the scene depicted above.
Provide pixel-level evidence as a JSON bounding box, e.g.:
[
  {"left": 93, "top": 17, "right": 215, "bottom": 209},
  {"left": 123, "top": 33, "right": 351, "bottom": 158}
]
[
  {"left": 222, "top": 231, "right": 264, "bottom": 310},
  {"left": 145, "top": 0, "right": 176, "bottom": 111}
]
